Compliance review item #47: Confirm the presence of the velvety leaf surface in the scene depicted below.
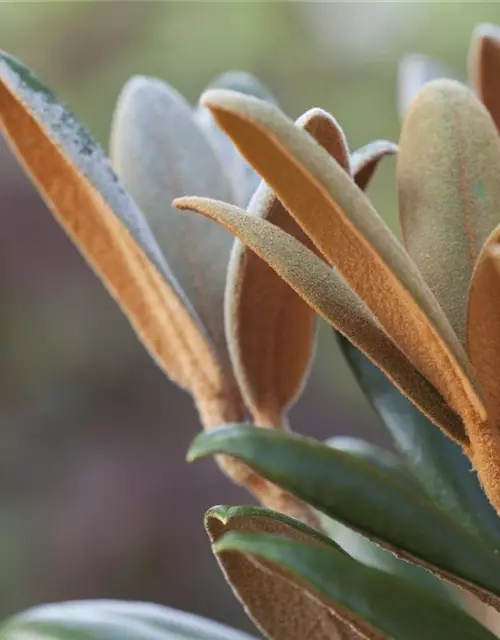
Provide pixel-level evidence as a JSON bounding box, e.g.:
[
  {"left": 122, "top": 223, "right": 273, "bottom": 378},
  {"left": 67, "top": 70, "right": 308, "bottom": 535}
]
[
  {"left": 205, "top": 505, "right": 362, "bottom": 639},
  {"left": 194, "top": 71, "right": 277, "bottom": 207},
  {"left": 469, "top": 23, "right": 500, "bottom": 133},
  {"left": 189, "top": 425, "right": 500, "bottom": 611},
  {"left": 175, "top": 196, "right": 465, "bottom": 441},
  {"left": 337, "top": 334, "right": 500, "bottom": 548},
  {"left": 351, "top": 141, "right": 398, "bottom": 191},
  {"left": 467, "top": 235, "right": 500, "bottom": 518},
  {"left": 0, "top": 600, "right": 257, "bottom": 640},
  {"left": 398, "top": 79, "right": 500, "bottom": 345},
  {"left": 225, "top": 108, "right": 349, "bottom": 428},
  {"left": 0, "top": 51, "right": 238, "bottom": 425},
  {"left": 215, "top": 532, "right": 496, "bottom": 640},
  {"left": 198, "top": 88, "right": 485, "bottom": 445},
  {"left": 109, "top": 74, "right": 238, "bottom": 389}
]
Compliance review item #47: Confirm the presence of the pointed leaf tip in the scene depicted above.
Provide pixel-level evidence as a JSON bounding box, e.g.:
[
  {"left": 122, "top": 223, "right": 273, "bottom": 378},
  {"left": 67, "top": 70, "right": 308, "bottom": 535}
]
[
  {"left": 176, "top": 195, "right": 468, "bottom": 441},
  {"left": 0, "top": 51, "right": 233, "bottom": 413},
  {"left": 191, "top": 424, "right": 500, "bottom": 612},
  {"left": 199, "top": 86, "right": 485, "bottom": 437}
]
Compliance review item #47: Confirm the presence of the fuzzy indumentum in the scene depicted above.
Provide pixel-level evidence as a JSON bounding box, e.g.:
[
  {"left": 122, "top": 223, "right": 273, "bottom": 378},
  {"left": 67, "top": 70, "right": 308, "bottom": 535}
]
[{"left": 3, "top": 22, "right": 500, "bottom": 640}]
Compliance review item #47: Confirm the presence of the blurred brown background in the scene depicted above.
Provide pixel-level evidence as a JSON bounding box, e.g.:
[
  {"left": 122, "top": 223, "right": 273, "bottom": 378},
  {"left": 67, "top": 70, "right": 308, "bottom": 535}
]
[{"left": 1, "top": 1, "right": 499, "bottom": 634}]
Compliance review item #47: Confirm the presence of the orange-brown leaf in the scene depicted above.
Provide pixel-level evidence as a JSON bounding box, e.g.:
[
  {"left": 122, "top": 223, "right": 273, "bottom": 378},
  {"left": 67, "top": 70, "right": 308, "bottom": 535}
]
[
  {"left": 176, "top": 196, "right": 465, "bottom": 443},
  {"left": 225, "top": 108, "right": 350, "bottom": 427},
  {"left": 469, "top": 23, "right": 500, "bottom": 133},
  {"left": 199, "top": 89, "right": 484, "bottom": 440}
]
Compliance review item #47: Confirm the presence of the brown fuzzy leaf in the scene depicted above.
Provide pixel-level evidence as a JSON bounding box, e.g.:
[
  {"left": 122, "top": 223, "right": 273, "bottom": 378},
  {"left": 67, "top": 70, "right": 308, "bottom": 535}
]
[
  {"left": 469, "top": 23, "right": 500, "bottom": 133},
  {"left": 225, "top": 108, "right": 350, "bottom": 428},
  {"left": 468, "top": 236, "right": 500, "bottom": 514},
  {"left": 175, "top": 197, "right": 465, "bottom": 442},
  {"left": 351, "top": 140, "right": 398, "bottom": 191},
  {"left": 398, "top": 79, "right": 500, "bottom": 346},
  {"left": 205, "top": 506, "right": 368, "bottom": 640},
  {"left": 198, "top": 89, "right": 484, "bottom": 440},
  {"left": 0, "top": 53, "right": 242, "bottom": 428}
]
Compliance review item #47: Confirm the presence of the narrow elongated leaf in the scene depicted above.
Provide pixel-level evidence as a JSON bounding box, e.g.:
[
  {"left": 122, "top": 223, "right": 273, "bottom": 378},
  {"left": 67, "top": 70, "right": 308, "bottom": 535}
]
[
  {"left": 326, "top": 437, "right": 415, "bottom": 488},
  {"left": 397, "top": 54, "right": 453, "bottom": 118},
  {"left": 467, "top": 236, "right": 500, "bottom": 515},
  {"left": 225, "top": 108, "right": 349, "bottom": 428},
  {"left": 351, "top": 141, "right": 398, "bottom": 191},
  {"left": 398, "top": 79, "right": 500, "bottom": 345},
  {"left": 205, "top": 505, "right": 362, "bottom": 639},
  {"left": 337, "top": 334, "right": 500, "bottom": 548},
  {"left": 199, "top": 89, "right": 485, "bottom": 443},
  {"left": 195, "top": 71, "right": 277, "bottom": 207},
  {"left": 469, "top": 24, "right": 500, "bottom": 132},
  {"left": 109, "top": 75, "right": 238, "bottom": 389},
  {"left": 0, "top": 52, "right": 241, "bottom": 425},
  {"left": 175, "top": 196, "right": 465, "bottom": 440},
  {"left": 322, "top": 438, "right": 456, "bottom": 600},
  {"left": 0, "top": 600, "right": 257, "bottom": 640},
  {"left": 215, "top": 533, "right": 496, "bottom": 640},
  {"left": 189, "top": 425, "right": 500, "bottom": 611}
]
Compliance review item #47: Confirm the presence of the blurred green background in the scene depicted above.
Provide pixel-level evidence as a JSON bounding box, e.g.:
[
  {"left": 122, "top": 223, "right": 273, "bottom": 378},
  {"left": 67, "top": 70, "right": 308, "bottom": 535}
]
[{"left": 1, "top": 1, "right": 499, "bottom": 634}]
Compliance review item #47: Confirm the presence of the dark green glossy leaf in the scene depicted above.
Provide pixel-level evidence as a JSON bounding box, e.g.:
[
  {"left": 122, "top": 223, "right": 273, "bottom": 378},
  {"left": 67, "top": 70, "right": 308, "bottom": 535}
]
[
  {"left": 0, "top": 600, "right": 257, "bottom": 640},
  {"left": 188, "top": 425, "right": 500, "bottom": 610},
  {"left": 215, "top": 533, "right": 496, "bottom": 640},
  {"left": 322, "top": 438, "right": 456, "bottom": 601},
  {"left": 336, "top": 334, "right": 500, "bottom": 550},
  {"left": 325, "top": 437, "right": 415, "bottom": 488},
  {"left": 205, "top": 505, "right": 363, "bottom": 639}
]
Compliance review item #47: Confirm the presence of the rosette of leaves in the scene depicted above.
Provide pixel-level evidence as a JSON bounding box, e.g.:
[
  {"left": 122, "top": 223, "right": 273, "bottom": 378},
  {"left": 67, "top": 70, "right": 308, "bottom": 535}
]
[{"left": 4, "top": 22, "right": 500, "bottom": 640}]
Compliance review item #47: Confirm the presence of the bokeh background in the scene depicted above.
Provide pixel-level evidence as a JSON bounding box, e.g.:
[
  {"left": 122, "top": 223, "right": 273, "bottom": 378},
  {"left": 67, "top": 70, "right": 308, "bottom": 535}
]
[{"left": 1, "top": 1, "right": 500, "bottom": 634}]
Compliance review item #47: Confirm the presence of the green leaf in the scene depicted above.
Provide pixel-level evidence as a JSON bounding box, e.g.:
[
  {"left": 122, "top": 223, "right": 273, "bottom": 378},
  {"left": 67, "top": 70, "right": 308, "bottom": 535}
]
[
  {"left": 336, "top": 334, "right": 500, "bottom": 549},
  {"left": 188, "top": 425, "right": 500, "bottom": 611},
  {"left": 109, "top": 74, "right": 238, "bottom": 385},
  {"left": 322, "top": 439, "right": 457, "bottom": 601},
  {"left": 325, "top": 436, "right": 415, "bottom": 488},
  {"left": 215, "top": 533, "right": 496, "bottom": 640},
  {"left": 205, "top": 505, "right": 363, "bottom": 640},
  {"left": 0, "top": 600, "right": 257, "bottom": 640},
  {"left": 195, "top": 71, "right": 278, "bottom": 207},
  {"left": 0, "top": 51, "right": 238, "bottom": 420}
]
